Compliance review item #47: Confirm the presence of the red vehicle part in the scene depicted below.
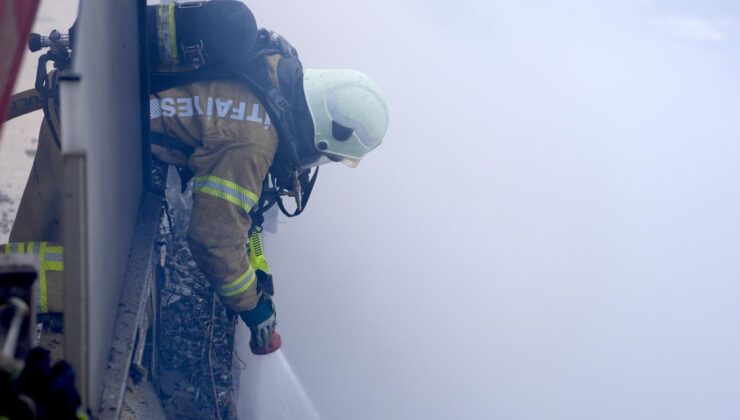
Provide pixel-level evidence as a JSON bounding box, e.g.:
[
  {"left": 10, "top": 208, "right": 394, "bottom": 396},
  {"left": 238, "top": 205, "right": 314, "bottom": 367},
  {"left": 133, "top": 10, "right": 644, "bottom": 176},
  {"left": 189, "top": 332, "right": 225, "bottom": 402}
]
[{"left": 0, "top": 0, "right": 41, "bottom": 138}]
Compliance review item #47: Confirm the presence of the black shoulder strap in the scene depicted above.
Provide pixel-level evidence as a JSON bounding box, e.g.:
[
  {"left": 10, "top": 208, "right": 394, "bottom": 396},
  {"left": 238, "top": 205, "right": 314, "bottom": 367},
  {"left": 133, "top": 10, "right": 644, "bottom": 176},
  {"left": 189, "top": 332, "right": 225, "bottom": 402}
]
[{"left": 229, "top": 63, "right": 301, "bottom": 171}]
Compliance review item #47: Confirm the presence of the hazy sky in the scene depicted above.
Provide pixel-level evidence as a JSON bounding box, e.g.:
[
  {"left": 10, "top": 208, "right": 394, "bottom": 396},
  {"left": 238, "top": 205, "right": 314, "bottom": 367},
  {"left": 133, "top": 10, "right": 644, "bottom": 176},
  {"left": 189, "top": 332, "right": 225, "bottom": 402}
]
[{"left": 245, "top": 1, "right": 740, "bottom": 419}]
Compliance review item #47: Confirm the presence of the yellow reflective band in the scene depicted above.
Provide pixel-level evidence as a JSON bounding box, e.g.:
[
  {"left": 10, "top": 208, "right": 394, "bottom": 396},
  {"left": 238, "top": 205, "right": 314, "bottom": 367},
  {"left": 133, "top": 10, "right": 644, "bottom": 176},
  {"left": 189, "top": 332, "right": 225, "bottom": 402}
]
[
  {"left": 39, "top": 242, "right": 48, "bottom": 313},
  {"left": 249, "top": 230, "right": 270, "bottom": 273},
  {"left": 195, "top": 176, "right": 259, "bottom": 203},
  {"left": 196, "top": 186, "right": 253, "bottom": 212},
  {"left": 168, "top": 3, "right": 179, "bottom": 64},
  {"left": 218, "top": 266, "right": 256, "bottom": 298},
  {"left": 2, "top": 242, "right": 47, "bottom": 255},
  {"left": 43, "top": 246, "right": 65, "bottom": 271},
  {"left": 193, "top": 176, "right": 259, "bottom": 213},
  {"left": 157, "top": 5, "right": 166, "bottom": 62},
  {"left": 0, "top": 241, "right": 63, "bottom": 313},
  {"left": 39, "top": 268, "right": 48, "bottom": 313}
]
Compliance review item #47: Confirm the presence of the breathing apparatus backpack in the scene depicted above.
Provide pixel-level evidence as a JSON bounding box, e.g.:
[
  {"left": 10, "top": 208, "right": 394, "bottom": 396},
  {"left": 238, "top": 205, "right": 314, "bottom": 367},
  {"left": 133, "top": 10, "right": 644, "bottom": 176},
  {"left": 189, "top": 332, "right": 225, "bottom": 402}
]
[{"left": 147, "top": 0, "right": 319, "bottom": 221}]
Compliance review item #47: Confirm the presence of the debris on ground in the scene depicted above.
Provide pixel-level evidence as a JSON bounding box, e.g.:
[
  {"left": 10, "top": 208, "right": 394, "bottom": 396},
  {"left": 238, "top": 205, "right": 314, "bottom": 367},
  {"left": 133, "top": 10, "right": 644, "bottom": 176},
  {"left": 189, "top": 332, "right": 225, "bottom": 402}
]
[
  {"left": 121, "top": 379, "right": 168, "bottom": 419},
  {"left": 153, "top": 161, "right": 238, "bottom": 419}
]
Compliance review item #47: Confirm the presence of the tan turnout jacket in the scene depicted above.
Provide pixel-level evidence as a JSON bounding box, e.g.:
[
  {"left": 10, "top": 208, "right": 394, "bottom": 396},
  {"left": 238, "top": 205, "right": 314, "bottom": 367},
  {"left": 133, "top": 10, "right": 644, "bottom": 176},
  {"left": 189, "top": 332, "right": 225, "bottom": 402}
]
[{"left": 6, "top": 76, "right": 279, "bottom": 313}]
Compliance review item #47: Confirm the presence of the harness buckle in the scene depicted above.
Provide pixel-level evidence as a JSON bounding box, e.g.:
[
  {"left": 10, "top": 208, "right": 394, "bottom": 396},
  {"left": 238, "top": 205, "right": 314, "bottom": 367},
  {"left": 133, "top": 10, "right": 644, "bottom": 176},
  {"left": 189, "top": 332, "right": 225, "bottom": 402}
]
[
  {"left": 256, "top": 270, "right": 274, "bottom": 297},
  {"left": 292, "top": 170, "right": 303, "bottom": 213},
  {"left": 181, "top": 40, "right": 206, "bottom": 69}
]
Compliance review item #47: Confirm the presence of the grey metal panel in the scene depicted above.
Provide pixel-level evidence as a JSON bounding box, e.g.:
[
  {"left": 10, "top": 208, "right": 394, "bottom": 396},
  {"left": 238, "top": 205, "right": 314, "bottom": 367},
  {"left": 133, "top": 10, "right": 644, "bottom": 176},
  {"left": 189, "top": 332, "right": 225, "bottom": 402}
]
[
  {"left": 60, "top": 0, "right": 144, "bottom": 410},
  {"left": 61, "top": 152, "right": 89, "bottom": 401},
  {"left": 98, "top": 192, "right": 160, "bottom": 418}
]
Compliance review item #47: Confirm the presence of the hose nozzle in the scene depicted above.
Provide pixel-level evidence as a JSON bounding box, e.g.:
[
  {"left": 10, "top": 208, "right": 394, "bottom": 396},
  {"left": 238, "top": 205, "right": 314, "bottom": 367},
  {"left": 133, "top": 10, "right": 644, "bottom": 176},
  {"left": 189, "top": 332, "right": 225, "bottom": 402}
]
[{"left": 29, "top": 30, "right": 70, "bottom": 52}]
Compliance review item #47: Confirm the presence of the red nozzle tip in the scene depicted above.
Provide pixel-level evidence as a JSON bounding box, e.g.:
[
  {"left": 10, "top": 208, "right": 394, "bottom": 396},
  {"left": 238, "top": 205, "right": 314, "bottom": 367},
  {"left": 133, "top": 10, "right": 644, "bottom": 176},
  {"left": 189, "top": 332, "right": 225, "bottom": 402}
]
[{"left": 250, "top": 331, "right": 282, "bottom": 355}]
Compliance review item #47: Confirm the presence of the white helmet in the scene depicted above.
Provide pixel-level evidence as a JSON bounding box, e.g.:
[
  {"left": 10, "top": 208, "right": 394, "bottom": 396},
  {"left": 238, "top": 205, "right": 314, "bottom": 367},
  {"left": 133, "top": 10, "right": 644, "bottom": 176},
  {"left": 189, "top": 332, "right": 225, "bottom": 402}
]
[{"left": 302, "top": 69, "right": 389, "bottom": 167}]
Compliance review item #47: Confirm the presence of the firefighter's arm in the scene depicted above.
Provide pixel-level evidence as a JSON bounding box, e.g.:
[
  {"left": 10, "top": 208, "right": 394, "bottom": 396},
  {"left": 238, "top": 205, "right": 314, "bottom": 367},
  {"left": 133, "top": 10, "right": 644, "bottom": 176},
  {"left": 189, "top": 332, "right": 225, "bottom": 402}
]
[{"left": 187, "top": 138, "right": 276, "bottom": 312}]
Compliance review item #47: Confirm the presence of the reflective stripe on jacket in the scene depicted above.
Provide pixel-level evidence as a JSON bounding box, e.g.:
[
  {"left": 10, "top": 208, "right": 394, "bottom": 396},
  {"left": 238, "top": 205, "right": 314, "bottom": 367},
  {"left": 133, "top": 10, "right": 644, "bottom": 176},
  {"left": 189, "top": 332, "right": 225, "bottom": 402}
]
[{"left": 2, "top": 242, "right": 64, "bottom": 313}]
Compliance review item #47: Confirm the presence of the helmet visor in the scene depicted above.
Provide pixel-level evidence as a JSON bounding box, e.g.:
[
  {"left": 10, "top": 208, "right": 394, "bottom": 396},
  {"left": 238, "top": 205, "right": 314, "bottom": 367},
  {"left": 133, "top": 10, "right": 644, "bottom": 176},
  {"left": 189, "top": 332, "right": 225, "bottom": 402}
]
[
  {"left": 327, "top": 92, "right": 383, "bottom": 151},
  {"left": 299, "top": 152, "right": 360, "bottom": 170},
  {"left": 334, "top": 156, "right": 360, "bottom": 168}
]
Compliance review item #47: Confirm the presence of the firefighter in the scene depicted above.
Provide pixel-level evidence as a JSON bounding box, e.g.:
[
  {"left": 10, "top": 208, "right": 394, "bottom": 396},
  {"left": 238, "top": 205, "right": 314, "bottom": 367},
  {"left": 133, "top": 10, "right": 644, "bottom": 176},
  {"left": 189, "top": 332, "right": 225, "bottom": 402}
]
[{"left": 5, "top": 67, "right": 389, "bottom": 354}]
